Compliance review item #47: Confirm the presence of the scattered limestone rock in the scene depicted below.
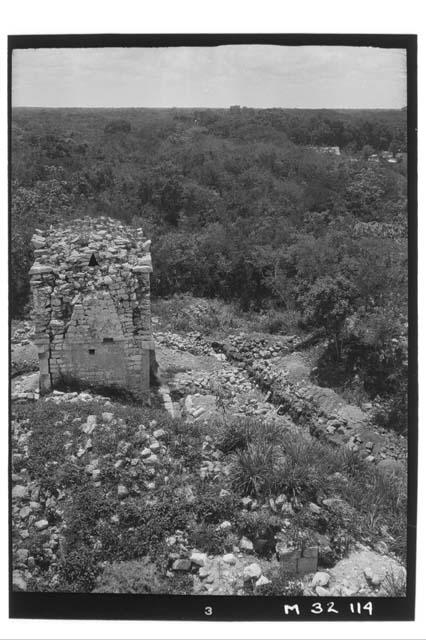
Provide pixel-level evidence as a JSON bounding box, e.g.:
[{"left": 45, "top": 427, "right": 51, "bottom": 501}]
[
  {"left": 12, "top": 570, "right": 27, "bottom": 591},
  {"left": 223, "top": 553, "right": 237, "bottom": 565},
  {"left": 364, "top": 567, "right": 382, "bottom": 587},
  {"left": 308, "top": 502, "right": 321, "bottom": 515},
  {"left": 12, "top": 485, "right": 28, "bottom": 500},
  {"left": 199, "top": 566, "right": 211, "bottom": 578},
  {"left": 377, "top": 458, "right": 404, "bottom": 476},
  {"left": 311, "top": 571, "right": 330, "bottom": 588},
  {"left": 19, "top": 506, "right": 31, "bottom": 519},
  {"left": 83, "top": 415, "right": 97, "bottom": 434},
  {"left": 315, "top": 586, "right": 330, "bottom": 597},
  {"left": 328, "top": 549, "right": 404, "bottom": 596},
  {"left": 172, "top": 558, "right": 191, "bottom": 571},
  {"left": 241, "top": 497, "right": 253, "bottom": 509},
  {"left": 243, "top": 563, "right": 262, "bottom": 581},
  {"left": 255, "top": 575, "right": 271, "bottom": 588},
  {"left": 16, "top": 548, "right": 29, "bottom": 563},
  {"left": 190, "top": 551, "right": 208, "bottom": 567},
  {"left": 239, "top": 536, "right": 254, "bottom": 553},
  {"left": 117, "top": 485, "right": 129, "bottom": 499},
  {"left": 374, "top": 541, "right": 389, "bottom": 555}
]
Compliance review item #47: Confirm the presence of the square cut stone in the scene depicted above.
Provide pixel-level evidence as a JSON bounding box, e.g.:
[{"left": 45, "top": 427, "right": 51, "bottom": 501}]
[
  {"left": 297, "top": 556, "right": 318, "bottom": 575},
  {"left": 280, "top": 559, "right": 298, "bottom": 574},
  {"left": 276, "top": 544, "right": 301, "bottom": 562}
]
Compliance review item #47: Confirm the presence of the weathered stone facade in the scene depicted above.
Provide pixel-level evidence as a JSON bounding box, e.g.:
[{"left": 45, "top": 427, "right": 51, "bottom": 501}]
[{"left": 29, "top": 216, "right": 155, "bottom": 402}]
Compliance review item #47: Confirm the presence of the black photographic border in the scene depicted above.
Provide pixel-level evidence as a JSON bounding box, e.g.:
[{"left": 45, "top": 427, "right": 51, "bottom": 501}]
[{"left": 8, "top": 32, "right": 418, "bottom": 622}]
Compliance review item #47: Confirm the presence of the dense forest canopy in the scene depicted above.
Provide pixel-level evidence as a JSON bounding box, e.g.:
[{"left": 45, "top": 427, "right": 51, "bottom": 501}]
[{"left": 11, "top": 106, "right": 408, "bottom": 431}]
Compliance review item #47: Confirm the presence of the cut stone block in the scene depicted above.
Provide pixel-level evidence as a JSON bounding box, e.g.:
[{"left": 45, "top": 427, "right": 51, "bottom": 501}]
[{"left": 297, "top": 556, "right": 318, "bottom": 575}]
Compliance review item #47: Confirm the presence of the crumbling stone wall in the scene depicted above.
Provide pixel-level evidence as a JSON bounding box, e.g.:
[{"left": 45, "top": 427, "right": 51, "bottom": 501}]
[{"left": 29, "top": 216, "right": 154, "bottom": 402}]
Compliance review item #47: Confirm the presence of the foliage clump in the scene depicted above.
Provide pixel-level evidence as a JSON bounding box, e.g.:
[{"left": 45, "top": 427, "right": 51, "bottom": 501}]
[{"left": 93, "top": 557, "right": 166, "bottom": 594}]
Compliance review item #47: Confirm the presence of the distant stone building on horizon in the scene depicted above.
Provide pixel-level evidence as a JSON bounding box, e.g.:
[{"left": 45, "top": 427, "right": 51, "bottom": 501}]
[
  {"left": 29, "top": 216, "right": 155, "bottom": 402},
  {"left": 309, "top": 146, "right": 341, "bottom": 156}
]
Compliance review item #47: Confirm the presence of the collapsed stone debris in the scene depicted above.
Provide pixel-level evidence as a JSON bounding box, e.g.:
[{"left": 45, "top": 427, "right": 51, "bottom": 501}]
[{"left": 29, "top": 216, "right": 155, "bottom": 402}]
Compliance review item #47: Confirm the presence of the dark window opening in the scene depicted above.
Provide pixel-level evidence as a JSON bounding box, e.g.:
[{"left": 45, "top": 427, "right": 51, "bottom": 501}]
[
  {"left": 103, "top": 337, "right": 114, "bottom": 343},
  {"left": 89, "top": 349, "right": 95, "bottom": 355},
  {"left": 89, "top": 253, "right": 98, "bottom": 267}
]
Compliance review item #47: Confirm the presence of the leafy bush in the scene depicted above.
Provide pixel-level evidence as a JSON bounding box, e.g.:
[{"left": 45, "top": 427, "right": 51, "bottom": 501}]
[
  {"left": 161, "top": 572, "right": 193, "bottom": 595},
  {"left": 373, "top": 392, "right": 408, "bottom": 434},
  {"left": 315, "top": 309, "right": 408, "bottom": 433},
  {"left": 194, "top": 487, "right": 240, "bottom": 524},
  {"left": 104, "top": 119, "right": 131, "bottom": 135},
  {"left": 115, "top": 492, "right": 192, "bottom": 559},
  {"left": 230, "top": 441, "right": 278, "bottom": 497},
  {"left": 271, "top": 437, "right": 329, "bottom": 500},
  {"left": 381, "top": 567, "right": 406, "bottom": 597},
  {"left": 237, "top": 511, "right": 282, "bottom": 557},
  {"left": 253, "top": 309, "right": 301, "bottom": 335},
  {"left": 63, "top": 484, "right": 114, "bottom": 549},
  {"left": 93, "top": 557, "right": 166, "bottom": 593},
  {"left": 58, "top": 546, "right": 99, "bottom": 592},
  {"left": 188, "top": 523, "right": 228, "bottom": 555},
  {"left": 300, "top": 275, "right": 358, "bottom": 359},
  {"left": 256, "top": 568, "right": 304, "bottom": 596},
  {"left": 215, "top": 418, "right": 255, "bottom": 454}
]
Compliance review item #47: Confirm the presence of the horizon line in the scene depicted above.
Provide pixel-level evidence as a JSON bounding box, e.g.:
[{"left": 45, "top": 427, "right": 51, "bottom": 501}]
[{"left": 12, "top": 105, "right": 406, "bottom": 110}]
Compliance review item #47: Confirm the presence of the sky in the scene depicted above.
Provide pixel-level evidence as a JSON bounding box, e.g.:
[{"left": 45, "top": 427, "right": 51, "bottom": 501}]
[{"left": 12, "top": 45, "right": 407, "bottom": 109}]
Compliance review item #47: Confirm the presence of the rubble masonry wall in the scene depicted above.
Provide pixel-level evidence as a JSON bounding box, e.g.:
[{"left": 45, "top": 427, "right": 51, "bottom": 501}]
[{"left": 29, "top": 216, "right": 153, "bottom": 402}]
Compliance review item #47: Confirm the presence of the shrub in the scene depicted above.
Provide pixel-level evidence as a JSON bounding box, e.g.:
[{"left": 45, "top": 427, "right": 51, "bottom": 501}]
[
  {"left": 256, "top": 567, "right": 304, "bottom": 596},
  {"left": 230, "top": 441, "right": 278, "bottom": 497},
  {"left": 215, "top": 418, "right": 254, "bottom": 454},
  {"left": 105, "top": 489, "right": 194, "bottom": 561},
  {"left": 21, "top": 402, "right": 80, "bottom": 489},
  {"left": 188, "top": 523, "right": 228, "bottom": 555},
  {"left": 162, "top": 572, "right": 193, "bottom": 595},
  {"left": 58, "top": 546, "right": 99, "bottom": 592},
  {"left": 151, "top": 295, "right": 300, "bottom": 336},
  {"left": 300, "top": 275, "right": 358, "bottom": 359},
  {"left": 271, "top": 437, "right": 329, "bottom": 500},
  {"left": 152, "top": 294, "right": 246, "bottom": 334},
  {"left": 316, "top": 309, "right": 408, "bottom": 433},
  {"left": 332, "top": 447, "right": 369, "bottom": 478},
  {"left": 194, "top": 488, "right": 240, "bottom": 524},
  {"left": 381, "top": 567, "right": 406, "bottom": 597},
  {"left": 373, "top": 392, "right": 408, "bottom": 434},
  {"left": 104, "top": 119, "right": 131, "bottom": 135},
  {"left": 63, "top": 484, "right": 114, "bottom": 551},
  {"left": 253, "top": 309, "right": 301, "bottom": 335},
  {"left": 167, "top": 422, "right": 204, "bottom": 468},
  {"left": 93, "top": 557, "right": 165, "bottom": 593},
  {"left": 237, "top": 511, "right": 282, "bottom": 557},
  {"left": 325, "top": 447, "right": 407, "bottom": 559}
]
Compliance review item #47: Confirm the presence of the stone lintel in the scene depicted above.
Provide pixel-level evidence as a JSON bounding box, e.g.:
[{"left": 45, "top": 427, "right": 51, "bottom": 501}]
[{"left": 132, "top": 265, "right": 152, "bottom": 273}]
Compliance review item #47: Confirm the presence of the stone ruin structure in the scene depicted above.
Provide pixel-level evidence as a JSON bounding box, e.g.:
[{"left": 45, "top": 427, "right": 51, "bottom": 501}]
[{"left": 29, "top": 216, "right": 155, "bottom": 402}]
